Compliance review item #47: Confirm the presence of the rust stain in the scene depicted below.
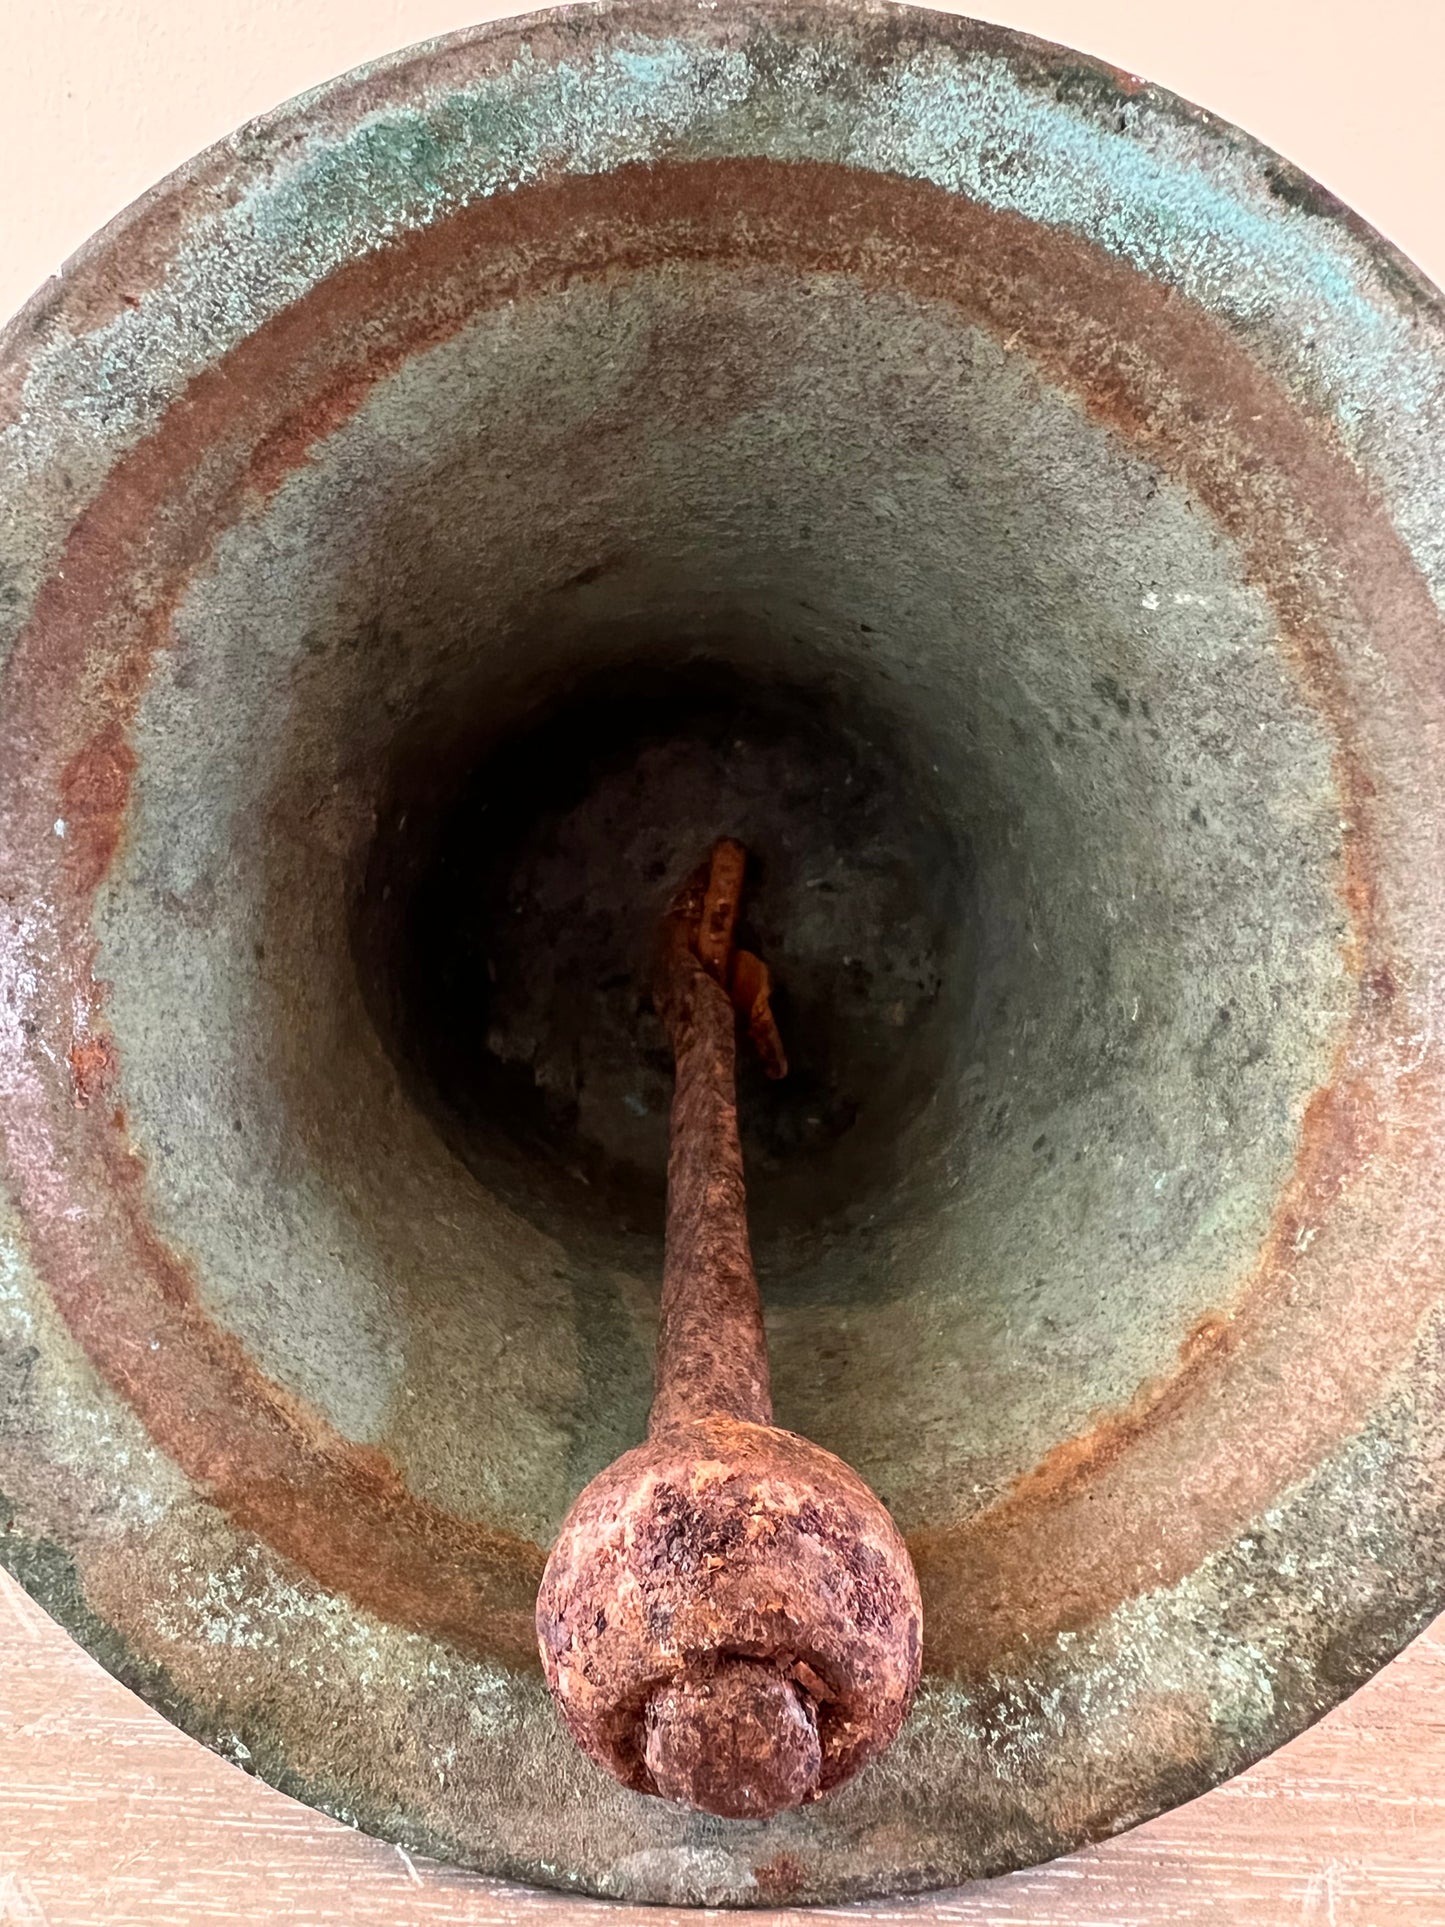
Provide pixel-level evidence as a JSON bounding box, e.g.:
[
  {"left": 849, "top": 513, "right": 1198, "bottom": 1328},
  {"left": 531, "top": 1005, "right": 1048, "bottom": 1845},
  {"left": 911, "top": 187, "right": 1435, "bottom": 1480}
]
[
  {"left": 246, "top": 366, "right": 414, "bottom": 504},
  {"left": 1179, "top": 1311, "right": 1234, "bottom": 1365},
  {"left": 67, "top": 1034, "right": 118, "bottom": 1110},
  {"left": 94, "top": 1109, "right": 544, "bottom": 1660},
  {"left": 961, "top": 1064, "right": 1384, "bottom": 1525},
  {"left": 1365, "top": 960, "right": 1400, "bottom": 1010},
  {"left": 1, "top": 157, "right": 1443, "bottom": 1679},
  {"left": 907, "top": 1049, "right": 1405, "bottom": 1674},
  {"left": 998, "top": 1312, "right": 1238, "bottom": 1515},
  {"left": 58, "top": 724, "right": 138, "bottom": 895},
  {"left": 753, "top": 1852, "right": 808, "bottom": 1900}
]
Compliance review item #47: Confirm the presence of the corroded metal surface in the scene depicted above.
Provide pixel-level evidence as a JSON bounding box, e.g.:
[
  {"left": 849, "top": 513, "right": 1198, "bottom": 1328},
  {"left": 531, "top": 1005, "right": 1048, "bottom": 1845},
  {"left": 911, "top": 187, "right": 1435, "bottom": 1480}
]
[
  {"left": 1, "top": 0, "right": 1444, "bottom": 1906},
  {"left": 536, "top": 845, "right": 921, "bottom": 1818},
  {"left": 537, "top": 1414, "right": 922, "bottom": 1819}
]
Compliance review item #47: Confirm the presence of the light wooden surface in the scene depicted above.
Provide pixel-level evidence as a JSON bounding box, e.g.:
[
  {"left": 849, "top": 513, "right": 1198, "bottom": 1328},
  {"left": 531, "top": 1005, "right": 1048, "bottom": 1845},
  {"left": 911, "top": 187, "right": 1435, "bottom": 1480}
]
[{"left": 2, "top": 1567, "right": 1443, "bottom": 1926}]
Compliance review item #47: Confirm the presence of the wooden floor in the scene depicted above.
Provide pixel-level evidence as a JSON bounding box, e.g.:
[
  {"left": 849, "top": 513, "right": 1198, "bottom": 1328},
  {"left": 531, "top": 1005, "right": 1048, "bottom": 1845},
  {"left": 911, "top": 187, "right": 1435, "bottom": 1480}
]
[{"left": 2, "top": 1569, "right": 1443, "bottom": 1926}]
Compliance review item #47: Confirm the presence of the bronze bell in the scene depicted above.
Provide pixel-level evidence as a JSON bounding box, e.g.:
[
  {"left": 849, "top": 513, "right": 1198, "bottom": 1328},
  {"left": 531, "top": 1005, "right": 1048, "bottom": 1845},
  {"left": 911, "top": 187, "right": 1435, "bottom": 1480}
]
[{"left": 3, "top": 0, "right": 1445, "bottom": 1906}]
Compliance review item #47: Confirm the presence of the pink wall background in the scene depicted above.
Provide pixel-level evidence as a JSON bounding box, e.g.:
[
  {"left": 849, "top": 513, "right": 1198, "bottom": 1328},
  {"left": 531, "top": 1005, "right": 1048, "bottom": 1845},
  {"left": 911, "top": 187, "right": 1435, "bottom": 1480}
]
[{"left": 2, "top": 0, "right": 1443, "bottom": 327}]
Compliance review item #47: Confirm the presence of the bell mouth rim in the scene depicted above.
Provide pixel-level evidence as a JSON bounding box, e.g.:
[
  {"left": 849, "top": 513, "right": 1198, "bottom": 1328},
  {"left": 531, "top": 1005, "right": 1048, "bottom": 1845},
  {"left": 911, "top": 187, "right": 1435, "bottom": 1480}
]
[{"left": 2, "top": 0, "right": 1445, "bottom": 1906}]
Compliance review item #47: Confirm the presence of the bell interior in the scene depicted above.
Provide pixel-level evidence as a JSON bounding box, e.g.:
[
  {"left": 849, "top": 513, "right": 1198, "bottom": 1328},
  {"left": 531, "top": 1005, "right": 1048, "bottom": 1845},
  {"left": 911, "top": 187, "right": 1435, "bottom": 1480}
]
[{"left": 104, "top": 204, "right": 1349, "bottom": 1568}]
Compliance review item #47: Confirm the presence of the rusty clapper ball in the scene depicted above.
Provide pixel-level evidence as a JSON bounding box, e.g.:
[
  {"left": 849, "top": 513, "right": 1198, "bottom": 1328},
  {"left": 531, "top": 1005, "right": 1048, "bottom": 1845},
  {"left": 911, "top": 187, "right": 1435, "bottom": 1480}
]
[
  {"left": 536, "top": 845, "right": 922, "bottom": 1818},
  {"left": 537, "top": 1415, "right": 921, "bottom": 1817}
]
